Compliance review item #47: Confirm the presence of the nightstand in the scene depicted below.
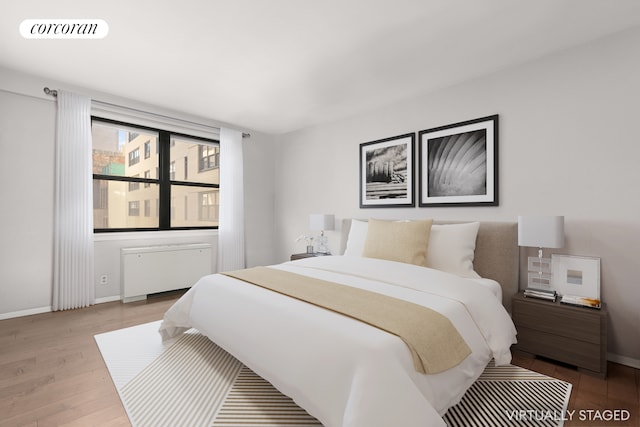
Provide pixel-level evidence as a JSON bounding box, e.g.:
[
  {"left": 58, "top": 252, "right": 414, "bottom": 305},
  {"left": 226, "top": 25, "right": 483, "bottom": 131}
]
[
  {"left": 290, "top": 252, "right": 331, "bottom": 261},
  {"left": 512, "top": 292, "right": 607, "bottom": 378}
]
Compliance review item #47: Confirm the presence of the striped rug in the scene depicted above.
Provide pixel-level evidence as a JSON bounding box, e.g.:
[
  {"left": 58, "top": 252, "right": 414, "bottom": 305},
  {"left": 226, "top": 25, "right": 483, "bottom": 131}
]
[
  {"left": 444, "top": 360, "right": 572, "bottom": 427},
  {"left": 213, "top": 366, "right": 321, "bottom": 426},
  {"left": 96, "top": 324, "right": 571, "bottom": 427},
  {"left": 120, "top": 333, "right": 245, "bottom": 427}
]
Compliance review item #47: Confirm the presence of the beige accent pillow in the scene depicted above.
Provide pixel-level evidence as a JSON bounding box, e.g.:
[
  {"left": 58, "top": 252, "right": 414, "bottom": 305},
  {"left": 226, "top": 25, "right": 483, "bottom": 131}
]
[{"left": 362, "top": 219, "right": 433, "bottom": 266}]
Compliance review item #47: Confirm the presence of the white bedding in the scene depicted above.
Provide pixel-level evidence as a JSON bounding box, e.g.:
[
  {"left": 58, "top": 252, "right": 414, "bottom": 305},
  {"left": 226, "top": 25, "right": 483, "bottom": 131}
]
[
  {"left": 159, "top": 256, "right": 517, "bottom": 427},
  {"left": 469, "top": 277, "right": 502, "bottom": 301}
]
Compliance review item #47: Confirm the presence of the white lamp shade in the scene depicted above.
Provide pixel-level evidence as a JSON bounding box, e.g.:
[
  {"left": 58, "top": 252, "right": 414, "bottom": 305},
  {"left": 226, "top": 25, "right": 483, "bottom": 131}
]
[
  {"left": 310, "top": 214, "right": 335, "bottom": 231},
  {"left": 518, "top": 216, "right": 564, "bottom": 248}
]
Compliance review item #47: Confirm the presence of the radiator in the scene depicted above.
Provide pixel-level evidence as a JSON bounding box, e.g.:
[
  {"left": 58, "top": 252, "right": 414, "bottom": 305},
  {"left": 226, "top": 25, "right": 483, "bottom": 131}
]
[{"left": 121, "top": 243, "right": 213, "bottom": 303}]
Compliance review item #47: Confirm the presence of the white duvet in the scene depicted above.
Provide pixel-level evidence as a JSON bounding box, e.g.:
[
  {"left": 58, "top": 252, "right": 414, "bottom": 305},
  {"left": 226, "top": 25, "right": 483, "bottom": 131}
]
[{"left": 159, "top": 256, "right": 517, "bottom": 427}]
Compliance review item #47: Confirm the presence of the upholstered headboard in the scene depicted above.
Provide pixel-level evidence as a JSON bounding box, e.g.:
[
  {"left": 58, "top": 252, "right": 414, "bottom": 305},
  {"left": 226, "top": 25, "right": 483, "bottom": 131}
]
[{"left": 340, "top": 219, "right": 519, "bottom": 312}]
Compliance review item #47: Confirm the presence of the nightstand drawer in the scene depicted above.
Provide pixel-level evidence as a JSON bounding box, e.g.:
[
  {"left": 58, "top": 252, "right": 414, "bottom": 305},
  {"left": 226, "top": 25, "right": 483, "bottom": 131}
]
[
  {"left": 516, "top": 326, "right": 602, "bottom": 372},
  {"left": 513, "top": 299, "right": 601, "bottom": 344}
]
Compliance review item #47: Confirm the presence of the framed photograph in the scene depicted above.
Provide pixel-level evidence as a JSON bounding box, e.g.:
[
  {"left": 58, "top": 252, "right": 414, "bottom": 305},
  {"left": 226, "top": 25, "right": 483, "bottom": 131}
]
[
  {"left": 418, "top": 115, "right": 498, "bottom": 207},
  {"left": 551, "top": 254, "right": 601, "bottom": 299},
  {"left": 359, "top": 133, "right": 415, "bottom": 208}
]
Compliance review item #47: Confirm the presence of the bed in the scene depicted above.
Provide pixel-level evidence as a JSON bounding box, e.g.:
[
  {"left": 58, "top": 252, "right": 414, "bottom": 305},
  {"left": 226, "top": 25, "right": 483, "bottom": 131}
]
[{"left": 159, "top": 219, "right": 519, "bottom": 427}]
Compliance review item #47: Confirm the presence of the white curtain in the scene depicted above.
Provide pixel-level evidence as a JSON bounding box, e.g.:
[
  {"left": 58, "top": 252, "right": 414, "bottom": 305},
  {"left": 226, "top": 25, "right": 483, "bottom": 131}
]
[
  {"left": 217, "top": 128, "right": 245, "bottom": 272},
  {"left": 53, "top": 90, "right": 95, "bottom": 310}
]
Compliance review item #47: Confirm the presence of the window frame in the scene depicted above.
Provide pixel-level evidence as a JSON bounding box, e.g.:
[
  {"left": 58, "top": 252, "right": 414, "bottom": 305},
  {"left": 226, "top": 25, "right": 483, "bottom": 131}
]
[{"left": 92, "top": 116, "right": 220, "bottom": 233}]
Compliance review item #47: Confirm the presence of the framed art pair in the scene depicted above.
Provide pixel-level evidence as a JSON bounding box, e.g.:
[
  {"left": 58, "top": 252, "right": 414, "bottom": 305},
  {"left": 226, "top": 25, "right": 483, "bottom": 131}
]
[{"left": 359, "top": 114, "right": 499, "bottom": 208}]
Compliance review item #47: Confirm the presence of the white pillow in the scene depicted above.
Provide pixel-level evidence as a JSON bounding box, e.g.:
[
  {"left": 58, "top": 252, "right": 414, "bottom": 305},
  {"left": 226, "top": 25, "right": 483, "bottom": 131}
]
[
  {"left": 343, "top": 219, "right": 369, "bottom": 256},
  {"left": 425, "top": 222, "right": 481, "bottom": 278}
]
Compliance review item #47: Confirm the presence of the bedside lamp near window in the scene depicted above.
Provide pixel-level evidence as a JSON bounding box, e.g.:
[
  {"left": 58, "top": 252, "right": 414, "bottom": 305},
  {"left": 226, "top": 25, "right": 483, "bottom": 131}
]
[
  {"left": 310, "top": 214, "right": 335, "bottom": 254},
  {"left": 518, "top": 215, "right": 564, "bottom": 289}
]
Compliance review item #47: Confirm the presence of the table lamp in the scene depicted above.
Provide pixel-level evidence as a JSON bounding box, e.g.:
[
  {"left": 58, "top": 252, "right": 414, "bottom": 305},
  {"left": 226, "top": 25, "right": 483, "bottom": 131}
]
[
  {"left": 518, "top": 215, "right": 564, "bottom": 289},
  {"left": 310, "top": 214, "right": 335, "bottom": 254}
]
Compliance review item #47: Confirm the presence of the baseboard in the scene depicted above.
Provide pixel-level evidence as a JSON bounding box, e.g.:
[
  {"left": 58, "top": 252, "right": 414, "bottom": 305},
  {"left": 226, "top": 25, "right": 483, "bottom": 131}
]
[
  {"left": 95, "top": 295, "right": 122, "bottom": 304},
  {"left": 0, "top": 305, "right": 52, "bottom": 321},
  {"left": 608, "top": 352, "right": 640, "bottom": 370},
  {"left": 0, "top": 296, "right": 122, "bottom": 321}
]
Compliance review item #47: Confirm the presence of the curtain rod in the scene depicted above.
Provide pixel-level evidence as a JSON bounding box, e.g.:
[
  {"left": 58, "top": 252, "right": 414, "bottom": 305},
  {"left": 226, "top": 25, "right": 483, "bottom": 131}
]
[
  {"left": 44, "top": 87, "right": 58, "bottom": 97},
  {"left": 43, "top": 86, "right": 251, "bottom": 138}
]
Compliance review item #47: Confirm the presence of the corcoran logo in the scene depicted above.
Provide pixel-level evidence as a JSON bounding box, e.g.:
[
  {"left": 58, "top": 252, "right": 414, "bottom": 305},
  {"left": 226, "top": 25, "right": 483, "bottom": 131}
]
[{"left": 20, "top": 19, "right": 109, "bottom": 39}]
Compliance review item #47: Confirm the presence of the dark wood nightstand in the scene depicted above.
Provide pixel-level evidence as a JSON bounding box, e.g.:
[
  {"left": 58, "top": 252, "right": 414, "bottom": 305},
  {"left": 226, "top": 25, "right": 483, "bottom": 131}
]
[
  {"left": 512, "top": 292, "right": 607, "bottom": 378},
  {"left": 290, "top": 252, "right": 331, "bottom": 261}
]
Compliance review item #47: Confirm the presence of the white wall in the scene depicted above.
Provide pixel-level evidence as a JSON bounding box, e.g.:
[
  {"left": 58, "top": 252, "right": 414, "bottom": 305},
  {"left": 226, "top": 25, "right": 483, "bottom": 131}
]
[
  {"left": 0, "top": 67, "right": 277, "bottom": 317},
  {"left": 0, "top": 90, "right": 55, "bottom": 316},
  {"left": 274, "top": 27, "right": 640, "bottom": 364}
]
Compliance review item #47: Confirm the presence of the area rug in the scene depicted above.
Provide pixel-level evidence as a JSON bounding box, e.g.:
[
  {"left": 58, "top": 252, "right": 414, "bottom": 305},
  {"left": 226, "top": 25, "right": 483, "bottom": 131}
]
[{"left": 95, "top": 321, "right": 572, "bottom": 427}]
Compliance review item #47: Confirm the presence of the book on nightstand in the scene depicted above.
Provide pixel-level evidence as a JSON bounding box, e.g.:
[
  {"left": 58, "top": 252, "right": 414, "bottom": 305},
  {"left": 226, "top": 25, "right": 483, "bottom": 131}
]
[
  {"left": 560, "top": 294, "right": 602, "bottom": 309},
  {"left": 523, "top": 288, "right": 557, "bottom": 301}
]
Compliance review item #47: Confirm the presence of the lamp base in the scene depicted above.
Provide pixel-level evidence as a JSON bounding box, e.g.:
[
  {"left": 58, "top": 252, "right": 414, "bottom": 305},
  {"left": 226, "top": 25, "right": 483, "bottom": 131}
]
[
  {"left": 315, "top": 235, "right": 330, "bottom": 254},
  {"left": 527, "top": 256, "right": 552, "bottom": 289}
]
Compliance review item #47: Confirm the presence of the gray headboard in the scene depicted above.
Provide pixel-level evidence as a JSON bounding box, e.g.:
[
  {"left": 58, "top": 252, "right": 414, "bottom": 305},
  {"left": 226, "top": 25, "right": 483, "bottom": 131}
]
[{"left": 340, "top": 219, "right": 519, "bottom": 312}]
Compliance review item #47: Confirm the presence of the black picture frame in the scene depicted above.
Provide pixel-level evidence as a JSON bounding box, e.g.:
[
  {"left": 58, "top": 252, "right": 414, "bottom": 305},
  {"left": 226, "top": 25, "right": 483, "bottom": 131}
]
[
  {"left": 418, "top": 115, "right": 498, "bottom": 207},
  {"left": 359, "top": 133, "right": 415, "bottom": 208}
]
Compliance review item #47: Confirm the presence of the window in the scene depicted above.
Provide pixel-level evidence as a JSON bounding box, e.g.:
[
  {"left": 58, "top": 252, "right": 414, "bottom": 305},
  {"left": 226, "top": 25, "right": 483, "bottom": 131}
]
[
  {"left": 199, "top": 145, "right": 219, "bottom": 172},
  {"left": 169, "top": 135, "right": 220, "bottom": 228},
  {"left": 128, "top": 201, "right": 140, "bottom": 216},
  {"left": 199, "top": 191, "right": 219, "bottom": 221},
  {"left": 91, "top": 118, "right": 219, "bottom": 232},
  {"left": 144, "top": 141, "right": 151, "bottom": 159},
  {"left": 128, "top": 148, "right": 140, "bottom": 166}
]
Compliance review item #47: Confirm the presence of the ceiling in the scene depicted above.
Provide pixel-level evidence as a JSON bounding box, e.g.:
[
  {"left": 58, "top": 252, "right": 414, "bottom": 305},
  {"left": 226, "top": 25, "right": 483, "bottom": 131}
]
[{"left": 2, "top": 0, "right": 640, "bottom": 134}]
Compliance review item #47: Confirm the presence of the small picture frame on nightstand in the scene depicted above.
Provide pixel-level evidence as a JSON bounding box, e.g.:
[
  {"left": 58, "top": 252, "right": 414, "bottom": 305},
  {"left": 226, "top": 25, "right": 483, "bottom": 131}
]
[{"left": 552, "top": 254, "right": 601, "bottom": 308}]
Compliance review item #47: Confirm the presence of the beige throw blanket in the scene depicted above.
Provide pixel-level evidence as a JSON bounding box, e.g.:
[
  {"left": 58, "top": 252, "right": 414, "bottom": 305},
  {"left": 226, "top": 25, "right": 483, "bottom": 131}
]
[{"left": 222, "top": 267, "right": 471, "bottom": 374}]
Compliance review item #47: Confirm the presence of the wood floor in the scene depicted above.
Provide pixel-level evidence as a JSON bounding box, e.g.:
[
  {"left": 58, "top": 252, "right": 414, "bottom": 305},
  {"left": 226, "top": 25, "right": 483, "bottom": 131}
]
[
  {"left": 511, "top": 351, "right": 640, "bottom": 427},
  {"left": 1, "top": 292, "right": 638, "bottom": 426},
  {"left": 0, "top": 292, "right": 182, "bottom": 427}
]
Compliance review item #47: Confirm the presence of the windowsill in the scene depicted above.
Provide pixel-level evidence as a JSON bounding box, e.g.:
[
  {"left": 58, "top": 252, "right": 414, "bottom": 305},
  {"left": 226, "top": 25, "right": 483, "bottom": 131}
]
[{"left": 93, "top": 228, "right": 218, "bottom": 242}]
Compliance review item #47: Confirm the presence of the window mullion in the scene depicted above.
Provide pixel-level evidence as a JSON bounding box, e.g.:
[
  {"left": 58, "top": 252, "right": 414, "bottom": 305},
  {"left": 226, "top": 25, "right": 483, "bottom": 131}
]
[{"left": 158, "top": 130, "right": 171, "bottom": 229}]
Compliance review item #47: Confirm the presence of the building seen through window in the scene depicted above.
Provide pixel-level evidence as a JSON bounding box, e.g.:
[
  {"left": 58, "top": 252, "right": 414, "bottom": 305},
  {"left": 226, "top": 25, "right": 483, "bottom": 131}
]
[{"left": 91, "top": 119, "right": 219, "bottom": 231}]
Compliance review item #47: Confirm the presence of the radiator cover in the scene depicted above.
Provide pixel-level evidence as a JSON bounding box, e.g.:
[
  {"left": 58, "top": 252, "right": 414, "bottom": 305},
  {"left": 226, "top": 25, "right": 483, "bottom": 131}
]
[{"left": 121, "top": 243, "right": 212, "bottom": 302}]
